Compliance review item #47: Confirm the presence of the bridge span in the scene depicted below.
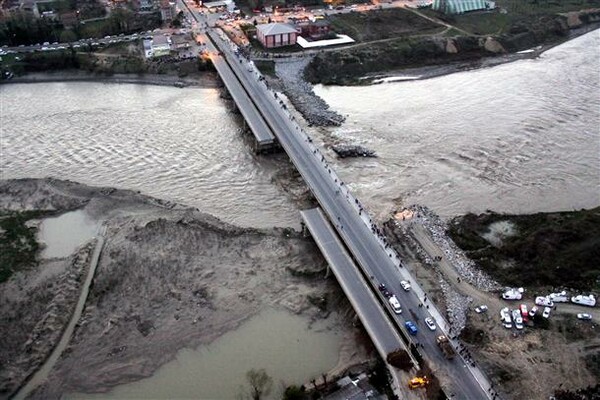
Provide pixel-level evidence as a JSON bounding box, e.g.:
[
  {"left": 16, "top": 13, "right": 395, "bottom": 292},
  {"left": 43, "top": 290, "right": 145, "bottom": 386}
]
[{"left": 181, "top": 2, "right": 494, "bottom": 397}]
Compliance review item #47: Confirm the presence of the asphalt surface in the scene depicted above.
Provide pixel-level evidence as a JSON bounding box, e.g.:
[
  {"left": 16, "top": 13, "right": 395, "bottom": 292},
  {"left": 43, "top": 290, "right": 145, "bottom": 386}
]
[
  {"left": 183, "top": 3, "right": 495, "bottom": 398},
  {"left": 207, "top": 48, "right": 276, "bottom": 145},
  {"left": 300, "top": 208, "right": 408, "bottom": 358}
]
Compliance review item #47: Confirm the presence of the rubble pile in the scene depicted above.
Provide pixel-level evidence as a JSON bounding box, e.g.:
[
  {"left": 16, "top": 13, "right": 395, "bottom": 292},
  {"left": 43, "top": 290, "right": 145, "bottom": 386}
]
[{"left": 409, "top": 205, "right": 501, "bottom": 292}]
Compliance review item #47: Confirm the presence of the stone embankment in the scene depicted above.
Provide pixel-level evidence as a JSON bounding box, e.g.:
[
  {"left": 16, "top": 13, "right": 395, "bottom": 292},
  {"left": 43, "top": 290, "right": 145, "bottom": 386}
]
[
  {"left": 274, "top": 58, "right": 345, "bottom": 127},
  {"left": 408, "top": 205, "right": 500, "bottom": 292},
  {"left": 388, "top": 205, "right": 500, "bottom": 334}
]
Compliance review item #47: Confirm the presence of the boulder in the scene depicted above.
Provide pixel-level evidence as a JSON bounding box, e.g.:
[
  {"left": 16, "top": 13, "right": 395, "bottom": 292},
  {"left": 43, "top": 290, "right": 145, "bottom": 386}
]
[{"left": 484, "top": 37, "right": 506, "bottom": 54}]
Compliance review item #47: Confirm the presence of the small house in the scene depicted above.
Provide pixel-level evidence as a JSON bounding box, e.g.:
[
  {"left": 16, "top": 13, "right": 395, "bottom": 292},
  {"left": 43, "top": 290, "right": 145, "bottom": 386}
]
[{"left": 256, "top": 23, "right": 298, "bottom": 48}]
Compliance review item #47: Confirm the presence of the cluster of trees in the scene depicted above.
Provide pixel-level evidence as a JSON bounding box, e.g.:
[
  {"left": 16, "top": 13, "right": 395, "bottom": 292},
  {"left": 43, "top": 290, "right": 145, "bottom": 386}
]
[{"left": 0, "top": 8, "right": 161, "bottom": 46}]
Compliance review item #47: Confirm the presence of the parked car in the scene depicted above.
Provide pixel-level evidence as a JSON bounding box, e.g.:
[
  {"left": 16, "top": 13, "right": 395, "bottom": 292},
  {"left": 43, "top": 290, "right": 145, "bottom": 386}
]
[
  {"left": 512, "top": 309, "right": 523, "bottom": 330},
  {"left": 475, "top": 305, "right": 488, "bottom": 313},
  {"left": 542, "top": 307, "right": 552, "bottom": 318},
  {"left": 425, "top": 317, "right": 436, "bottom": 331},
  {"left": 405, "top": 321, "right": 418, "bottom": 335},
  {"left": 519, "top": 304, "right": 529, "bottom": 322},
  {"left": 502, "top": 287, "right": 523, "bottom": 300},
  {"left": 400, "top": 280, "right": 411, "bottom": 291},
  {"left": 549, "top": 290, "right": 569, "bottom": 303},
  {"left": 571, "top": 294, "right": 596, "bottom": 307},
  {"left": 500, "top": 307, "right": 512, "bottom": 329},
  {"left": 535, "top": 296, "right": 554, "bottom": 307},
  {"left": 529, "top": 306, "right": 538, "bottom": 317},
  {"left": 577, "top": 313, "right": 592, "bottom": 320}
]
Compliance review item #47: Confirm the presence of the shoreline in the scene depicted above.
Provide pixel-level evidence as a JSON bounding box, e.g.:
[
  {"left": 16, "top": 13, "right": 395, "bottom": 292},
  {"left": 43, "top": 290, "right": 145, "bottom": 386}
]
[
  {"left": 362, "top": 23, "right": 600, "bottom": 84},
  {"left": 0, "top": 178, "right": 349, "bottom": 398},
  {"left": 2, "top": 24, "right": 597, "bottom": 91},
  {"left": 1, "top": 70, "right": 220, "bottom": 88}
]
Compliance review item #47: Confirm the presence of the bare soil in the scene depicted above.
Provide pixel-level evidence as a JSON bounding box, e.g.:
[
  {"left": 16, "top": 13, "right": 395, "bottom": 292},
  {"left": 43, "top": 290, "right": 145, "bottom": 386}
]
[{"left": 0, "top": 178, "right": 369, "bottom": 399}]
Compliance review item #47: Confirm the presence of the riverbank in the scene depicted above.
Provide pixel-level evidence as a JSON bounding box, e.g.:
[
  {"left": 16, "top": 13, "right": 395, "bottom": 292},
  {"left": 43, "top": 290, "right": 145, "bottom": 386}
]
[
  {"left": 447, "top": 206, "right": 600, "bottom": 292},
  {"left": 2, "top": 70, "right": 219, "bottom": 88},
  {"left": 304, "top": 11, "right": 600, "bottom": 85},
  {"left": 0, "top": 178, "right": 359, "bottom": 398}
]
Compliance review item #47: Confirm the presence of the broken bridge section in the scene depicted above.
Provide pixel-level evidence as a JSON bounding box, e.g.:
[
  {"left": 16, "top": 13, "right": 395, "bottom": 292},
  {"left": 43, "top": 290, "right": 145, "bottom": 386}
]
[{"left": 300, "top": 207, "right": 413, "bottom": 364}]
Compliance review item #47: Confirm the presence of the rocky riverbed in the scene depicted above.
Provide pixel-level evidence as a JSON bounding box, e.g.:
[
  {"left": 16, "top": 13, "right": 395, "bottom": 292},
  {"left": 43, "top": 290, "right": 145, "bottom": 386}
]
[
  {"left": 0, "top": 178, "right": 358, "bottom": 398},
  {"left": 274, "top": 58, "right": 345, "bottom": 127}
]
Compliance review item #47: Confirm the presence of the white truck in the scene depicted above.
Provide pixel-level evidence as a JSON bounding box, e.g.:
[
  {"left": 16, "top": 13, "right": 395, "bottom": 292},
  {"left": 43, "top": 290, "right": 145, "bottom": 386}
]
[{"left": 535, "top": 296, "right": 554, "bottom": 307}]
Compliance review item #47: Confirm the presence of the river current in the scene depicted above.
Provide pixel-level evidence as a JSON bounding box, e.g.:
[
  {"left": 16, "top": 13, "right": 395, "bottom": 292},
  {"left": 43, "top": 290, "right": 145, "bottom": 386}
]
[
  {"left": 315, "top": 30, "right": 600, "bottom": 219},
  {"left": 2, "top": 32, "right": 599, "bottom": 228}
]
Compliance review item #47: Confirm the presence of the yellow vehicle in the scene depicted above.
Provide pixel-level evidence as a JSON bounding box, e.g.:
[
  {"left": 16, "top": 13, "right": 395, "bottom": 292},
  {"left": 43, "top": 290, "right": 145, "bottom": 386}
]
[{"left": 408, "top": 376, "right": 429, "bottom": 389}]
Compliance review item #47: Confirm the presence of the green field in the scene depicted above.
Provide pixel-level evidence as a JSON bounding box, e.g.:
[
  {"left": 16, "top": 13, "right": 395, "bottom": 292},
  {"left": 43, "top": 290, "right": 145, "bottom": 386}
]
[
  {"left": 328, "top": 8, "right": 445, "bottom": 42},
  {"left": 424, "top": 0, "right": 600, "bottom": 36},
  {"left": 448, "top": 207, "right": 600, "bottom": 291}
]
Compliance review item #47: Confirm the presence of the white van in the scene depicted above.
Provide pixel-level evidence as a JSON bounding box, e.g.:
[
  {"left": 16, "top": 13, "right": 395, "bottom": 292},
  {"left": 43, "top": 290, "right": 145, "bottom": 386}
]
[
  {"left": 389, "top": 295, "right": 402, "bottom": 314},
  {"left": 549, "top": 291, "right": 569, "bottom": 303},
  {"left": 571, "top": 294, "right": 596, "bottom": 307}
]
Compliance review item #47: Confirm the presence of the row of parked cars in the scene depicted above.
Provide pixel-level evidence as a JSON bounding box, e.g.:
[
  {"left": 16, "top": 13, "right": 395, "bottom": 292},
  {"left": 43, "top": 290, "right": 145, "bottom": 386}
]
[
  {"left": 502, "top": 288, "right": 597, "bottom": 308},
  {"left": 500, "top": 302, "right": 593, "bottom": 330},
  {"left": 377, "top": 280, "right": 437, "bottom": 337}
]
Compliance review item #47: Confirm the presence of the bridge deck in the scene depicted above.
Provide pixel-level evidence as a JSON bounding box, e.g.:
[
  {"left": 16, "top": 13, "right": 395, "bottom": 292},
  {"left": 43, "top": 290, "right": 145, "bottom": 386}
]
[
  {"left": 199, "top": 33, "right": 276, "bottom": 150},
  {"left": 300, "top": 207, "right": 405, "bottom": 358}
]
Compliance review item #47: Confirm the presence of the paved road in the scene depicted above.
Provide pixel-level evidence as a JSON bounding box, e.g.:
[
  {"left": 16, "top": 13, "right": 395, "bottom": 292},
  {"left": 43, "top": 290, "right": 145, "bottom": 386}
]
[{"left": 182, "top": 3, "right": 495, "bottom": 397}]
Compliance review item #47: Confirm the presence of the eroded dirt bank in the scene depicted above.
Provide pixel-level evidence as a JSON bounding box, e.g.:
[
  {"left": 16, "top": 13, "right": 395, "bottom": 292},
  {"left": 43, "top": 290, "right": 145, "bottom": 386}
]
[{"left": 0, "top": 178, "right": 364, "bottom": 398}]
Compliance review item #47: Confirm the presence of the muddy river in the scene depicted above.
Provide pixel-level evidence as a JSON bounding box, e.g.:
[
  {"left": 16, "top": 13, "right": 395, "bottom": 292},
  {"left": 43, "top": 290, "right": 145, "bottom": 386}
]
[
  {"left": 67, "top": 309, "right": 343, "bottom": 399},
  {"left": 314, "top": 30, "right": 600, "bottom": 219},
  {"left": 1, "top": 29, "right": 598, "bottom": 398}
]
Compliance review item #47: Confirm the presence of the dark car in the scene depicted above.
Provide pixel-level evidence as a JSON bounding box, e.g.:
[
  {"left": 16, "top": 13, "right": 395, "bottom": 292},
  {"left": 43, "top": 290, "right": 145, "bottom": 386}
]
[{"left": 378, "top": 283, "right": 392, "bottom": 298}]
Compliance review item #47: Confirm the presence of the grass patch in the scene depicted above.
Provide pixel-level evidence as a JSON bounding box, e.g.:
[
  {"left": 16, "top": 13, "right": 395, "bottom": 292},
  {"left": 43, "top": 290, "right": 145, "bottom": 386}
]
[
  {"left": 0, "top": 210, "right": 55, "bottom": 283},
  {"left": 450, "top": 11, "right": 514, "bottom": 35},
  {"left": 495, "top": 0, "right": 600, "bottom": 15},
  {"left": 448, "top": 207, "right": 600, "bottom": 291},
  {"left": 584, "top": 352, "right": 600, "bottom": 380},
  {"left": 253, "top": 59, "right": 276, "bottom": 76},
  {"left": 328, "top": 8, "right": 443, "bottom": 42}
]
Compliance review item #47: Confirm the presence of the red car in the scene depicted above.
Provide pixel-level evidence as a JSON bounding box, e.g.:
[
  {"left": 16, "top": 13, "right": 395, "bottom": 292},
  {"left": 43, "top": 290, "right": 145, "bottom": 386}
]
[{"left": 520, "top": 304, "right": 529, "bottom": 322}]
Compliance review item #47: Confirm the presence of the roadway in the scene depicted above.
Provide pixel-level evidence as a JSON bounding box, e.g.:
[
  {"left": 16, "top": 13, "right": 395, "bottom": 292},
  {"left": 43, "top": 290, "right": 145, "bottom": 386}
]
[{"left": 182, "top": 3, "right": 494, "bottom": 397}]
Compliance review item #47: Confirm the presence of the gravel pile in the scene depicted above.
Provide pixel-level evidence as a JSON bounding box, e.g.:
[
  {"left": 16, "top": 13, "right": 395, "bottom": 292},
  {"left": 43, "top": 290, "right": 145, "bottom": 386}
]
[
  {"left": 409, "top": 205, "right": 501, "bottom": 292},
  {"left": 275, "top": 58, "right": 345, "bottom": 127},
  {"left": 439, "top": 276, "right": 472, "bottom": 334}
]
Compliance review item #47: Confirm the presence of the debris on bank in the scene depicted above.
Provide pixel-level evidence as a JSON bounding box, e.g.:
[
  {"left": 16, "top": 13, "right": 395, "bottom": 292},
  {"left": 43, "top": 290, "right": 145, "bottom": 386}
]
[{"left": 400, "top": 205, "right": 501, "bottom": 292}]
